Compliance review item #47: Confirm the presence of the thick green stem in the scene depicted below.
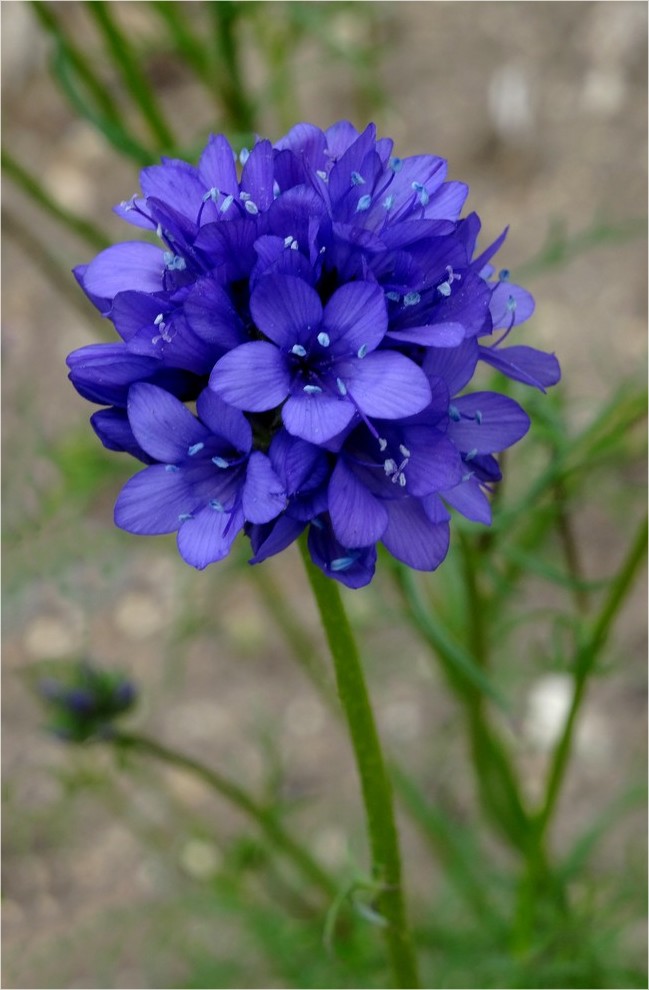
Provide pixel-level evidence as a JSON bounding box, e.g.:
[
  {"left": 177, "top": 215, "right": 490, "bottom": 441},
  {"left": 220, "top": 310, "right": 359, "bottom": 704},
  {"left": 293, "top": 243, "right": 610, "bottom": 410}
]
[
  {"left": 112, "top": 731, "right": 336, "bottom": 901},
  {"left": 299, "top": 541, "right": 420, "bottom": 989}
]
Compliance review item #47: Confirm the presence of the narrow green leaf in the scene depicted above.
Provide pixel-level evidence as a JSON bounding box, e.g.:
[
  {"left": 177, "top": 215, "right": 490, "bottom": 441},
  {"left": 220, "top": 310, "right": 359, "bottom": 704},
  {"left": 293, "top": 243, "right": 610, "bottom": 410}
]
[{"left": 85, "top": 1, "right": 176, "bottom": 151}]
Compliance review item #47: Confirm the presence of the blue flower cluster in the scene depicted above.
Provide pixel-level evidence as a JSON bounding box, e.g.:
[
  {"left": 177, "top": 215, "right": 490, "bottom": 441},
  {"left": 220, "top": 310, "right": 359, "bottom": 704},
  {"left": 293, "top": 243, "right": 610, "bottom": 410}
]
[{"left": 68, "top": 122, "right": 559, "bottom": 587}]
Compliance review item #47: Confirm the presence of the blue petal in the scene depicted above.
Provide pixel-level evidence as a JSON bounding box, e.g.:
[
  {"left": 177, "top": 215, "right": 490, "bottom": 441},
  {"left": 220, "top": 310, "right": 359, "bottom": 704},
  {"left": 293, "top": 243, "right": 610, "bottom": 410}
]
[
  {"left": 423, "top": 181, "right": 469, "bottom": 221},
  {"left": 329, "top": 460, "right": 388, "bottom": 547},
  {"left": 442, "top": 476, "right": 492, "bottom": 524},
  {"left": 140, "top": 160, "right": 205, "bottom": 218},
  {"left": 184, "top": 277, "right": 246, "bottom": 351},
  {"left": 128, "top": 383, "right": 208, "bottom": 461},
  {"left": 489, "top": 282, "right": 535, "bottom": 329},
  {"left": 381, "top": 498, "right": 450, "bottom": 571},
  {"left": 282, "top": 391, "right": 356, "bottom": 444},
  {"left": 322, "top": 281, "right": 388, "bottom": 355},
  {"left": 268, "top": 431, "right": 330, "bottom": 493},
  {"left": 197, "top": 134, "right": 239, "bottom": 194},
  {"left": 248, "top": 515, "right": 307, "bottom": 563},
  {"left": 67, "top": 344, "right": 160, "bottom": 406},
  {"left": 423, "top": 339, "right": 479, "bottom": 394},
  {"left": 387, "top": 320, "right": 466, "bottom": 348},
  {"left": 242, "top": 452, "right": 287, "bottom": 523},
  {"left": 210, "top": 342, "right": 290, "bottom": 411},
  {"left": 241, "top": 140, "right": 275, "bottom": 210},
  {"left": 177, "top": 504, "right": 244, "bottom": 569},
  {"left": 399, "top": 427, "right": 463, "bottom": 496},
  {"left": 250, "top": 275, "right": 323, "bottom": 348},
  {"left": 196, "top": 388, "right": 252, "bottom": 452},
  {"left": 82, "top": 243, "right": 165, "bottom": 300},
  {"left": 110, "top": 290, "right": 166, "bottom": 342},
  {"left": 479, "top": 346, "right": 561, "bottom": 392},
  {"left": 115, "top": 464, "right": 194, "bottom": 534},
  {"left": 341, "top": 352, "right": 431, "bottom": 419},
  {"left": 90, "top": 407, "right": 154, "bottom": 463},
  {"left": 307, "top": 521, "right": 376, "bottom": 589},
  {"left": 447, "top": 392, "right": 530, "bottom": 453}
]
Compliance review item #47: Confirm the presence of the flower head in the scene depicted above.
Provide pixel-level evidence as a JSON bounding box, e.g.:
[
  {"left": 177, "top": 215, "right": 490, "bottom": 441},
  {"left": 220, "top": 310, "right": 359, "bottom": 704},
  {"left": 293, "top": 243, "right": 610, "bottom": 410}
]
[
  {"left": 68, "top": 121, "right": 560, "bottom": 587},
  {"left": 36, "top": 661, "right": 137, "bottom": 743}
]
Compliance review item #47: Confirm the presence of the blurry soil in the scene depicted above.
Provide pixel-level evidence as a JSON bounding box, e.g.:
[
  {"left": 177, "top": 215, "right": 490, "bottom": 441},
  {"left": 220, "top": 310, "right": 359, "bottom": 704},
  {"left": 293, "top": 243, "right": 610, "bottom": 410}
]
[{"left": 2, "top": 3, "right": 647, "bottom": 988}]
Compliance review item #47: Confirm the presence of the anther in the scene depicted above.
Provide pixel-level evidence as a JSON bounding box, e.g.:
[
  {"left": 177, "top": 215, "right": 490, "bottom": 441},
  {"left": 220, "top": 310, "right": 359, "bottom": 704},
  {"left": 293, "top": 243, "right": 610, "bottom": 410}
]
[
  {"left": 203, "top": 187, "right": 219, "bottom": 202},
  {"left": 384, "top": 458, "right": 398, "bottom": 475},
  {"left": 474, "top": 410, "right": 483, "bottom": 424},
  {"left": 331, "top": 555, "right": 357, "bottom": 572},
  {"left": 336, "top": 378, "right": 347, "bottom": 396},
  {"left": 378, "top": 437, "right": 388, "bottom": 452},
  {"left": 316, "top": 170, "right": 328, "bottom": 181},
  {"left": 356, "top": 194, "right": 372, "bottom": 212},
  {"left": 178, "top": 513, "right": 193, "bottom": 522},
  {"left": 403, "top": 291, "right": 421, "bottom": 307},
  {"left": 383, "top": 194, "right": 395, "bottom": 210},
  {"left": 386, "top": 291, "right": 400, "bottom": 302},
  {"left": 437, "top": 281, "right": 451, "bottom": 297},
  {"left": 220, "top": 194, "right": 234, "bottom": 213},
  {"left": 212, "top": 456, "right": 229, "bottom": 468},
  {"left": 165, "top": 464, "right": 179, "bottom": 472},
  {"left": 187, "top": 442, "right": 205, "bottom": 456},
  {"left": 506, "top": 295, "right": 517, "bottom": 312},
  {"left": 209, "top": 499, "right": 225, "bottom": 512},
  {"left": 465, "top": 448, "right": 478, "bottom": 461},
  {"left": 351, "top": 171, "right": 365, "bottom": 186},
  {"left": 498, "top": 269, "right": 510, "bottom": 281},
  {"left": 164, "top": 252, "right": 186, "bottom": 271},
  {"left": 389, "top": 157, "right": 403, "bottom": 172},
  {"left": 357, "top": 344, "right": 369, "bottom": 359},
  {"left": 291, "top": 344, "right": 307, "bottom": 357},
  {"left": 303, "top": 385, "right": 323, "bottom": 395},
  {"left": 244, "top": 200, "right": 259, "bottom": 215},
  {"left": 239, "top": 148, "right": 250, "bottom": 165},
  {"left": 411, "top": 181, "right": 429, "bottom": 206},
  {"left": 448, "top": 404, "right": 461, "bottom": 422},
  {"left": 399, "top": 444, "right": 411, "bottom": 458},
  {"left": 317, "top": 332, "right": 330, "bottom": 348}
]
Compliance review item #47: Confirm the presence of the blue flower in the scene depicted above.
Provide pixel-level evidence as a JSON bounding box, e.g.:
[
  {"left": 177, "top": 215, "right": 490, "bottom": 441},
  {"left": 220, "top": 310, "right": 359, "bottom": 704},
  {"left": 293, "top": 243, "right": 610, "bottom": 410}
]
[{"left": 67, "top": 121, "right": 560, "bottom": 587}]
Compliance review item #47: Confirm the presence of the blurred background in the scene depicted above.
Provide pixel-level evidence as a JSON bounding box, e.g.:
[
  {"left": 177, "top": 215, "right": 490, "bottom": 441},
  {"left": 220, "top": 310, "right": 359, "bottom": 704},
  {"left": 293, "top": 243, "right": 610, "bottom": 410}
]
[{"left": 2, "top": 3, "right": 647, "bottom": 988}]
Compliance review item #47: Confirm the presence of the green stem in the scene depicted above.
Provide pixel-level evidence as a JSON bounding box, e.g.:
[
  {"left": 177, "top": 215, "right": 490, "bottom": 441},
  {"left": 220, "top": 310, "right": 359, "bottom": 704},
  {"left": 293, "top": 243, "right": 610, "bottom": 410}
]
[
  {"left": 112, "top": 730, "right": 337, "bottom": 901},
  {"left": 86, "top": 1, "right": 176, "bottom": 151},
  {"left": 2, "top": 150, "right": 111, "bottom": 252},
  {"left": 299, "top": 541, "right": 420, "bottom": 989},
  {"left": 535, "top": 514, "right": 648, "bottom": 837}
]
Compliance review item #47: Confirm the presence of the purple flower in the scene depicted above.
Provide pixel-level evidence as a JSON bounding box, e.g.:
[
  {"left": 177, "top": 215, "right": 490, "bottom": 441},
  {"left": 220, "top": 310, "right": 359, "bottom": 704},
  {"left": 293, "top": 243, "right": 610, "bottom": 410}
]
[
  {"left": 211, "top": 274, "right": 431, "bottom": 444},
  {"left": 114, "top": 384, "right": 286, "bottom": 568},
  {"left": 67, "top": 121, "right": 560, "bottom": 587}
]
